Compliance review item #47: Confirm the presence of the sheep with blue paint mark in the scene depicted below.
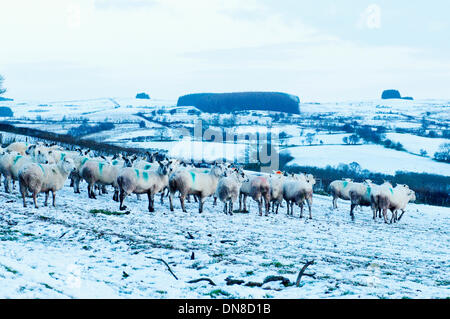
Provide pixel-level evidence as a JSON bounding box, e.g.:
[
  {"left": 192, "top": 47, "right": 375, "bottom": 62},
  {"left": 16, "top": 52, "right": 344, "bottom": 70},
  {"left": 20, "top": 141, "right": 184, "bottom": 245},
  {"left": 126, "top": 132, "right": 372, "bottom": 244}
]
[
  {"left": 168, "top": 163, "right": 225, "bottom": 213},
  {"left": 0, "top": 150, "right": 51, "bottom": 193},
  {"left": 328, "top": 178, "right": 354, "bottom": 209},
  {"left": 117, "top": 161, "right": 173, "bottom": 212},
  {"left": 80, "top": 158, "right": 131, "bottom": 199},
  {"left": 18, "top": 157, "right": 75, "bottom": 208}
]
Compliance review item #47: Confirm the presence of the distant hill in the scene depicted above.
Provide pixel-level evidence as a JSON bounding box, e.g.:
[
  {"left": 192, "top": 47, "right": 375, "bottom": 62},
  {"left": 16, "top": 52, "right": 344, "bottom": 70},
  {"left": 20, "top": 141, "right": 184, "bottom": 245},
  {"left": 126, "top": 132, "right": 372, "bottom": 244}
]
[
  {"left": 0, "top": 97, "right": 13, "bottom": 101},
  {"left": 381, "top": 89, "right": 413, "bottom": 100},
  {"left": 177, "top": 92, "right": 300, "bottom": 114},
  {"left": 136, "top": 92, "right": 150, "bottom": 99}
]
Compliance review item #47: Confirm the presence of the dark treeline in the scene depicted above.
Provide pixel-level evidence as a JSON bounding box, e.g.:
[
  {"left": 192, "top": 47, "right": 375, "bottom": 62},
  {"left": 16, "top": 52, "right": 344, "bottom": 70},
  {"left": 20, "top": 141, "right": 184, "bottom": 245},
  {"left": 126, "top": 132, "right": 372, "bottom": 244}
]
[
  {"left": 0, "top": 123, "right": 159, "bottom": 156},
  {"left": 67, "top": 122, "right": 115, "bottom": 137},
  {"left": 177, "top": 92, "right": 300, "bottom": 114}
]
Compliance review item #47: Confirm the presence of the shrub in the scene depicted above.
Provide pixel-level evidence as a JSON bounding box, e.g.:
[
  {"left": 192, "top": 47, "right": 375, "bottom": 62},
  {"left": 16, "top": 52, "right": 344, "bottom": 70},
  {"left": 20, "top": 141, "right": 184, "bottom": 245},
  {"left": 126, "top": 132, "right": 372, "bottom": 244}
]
[
  {"left": 0, "top": 107, "right": 13, "bottom": 117},
  {"left": 434, "top": 143, "right": 450, "bottom": 163}
]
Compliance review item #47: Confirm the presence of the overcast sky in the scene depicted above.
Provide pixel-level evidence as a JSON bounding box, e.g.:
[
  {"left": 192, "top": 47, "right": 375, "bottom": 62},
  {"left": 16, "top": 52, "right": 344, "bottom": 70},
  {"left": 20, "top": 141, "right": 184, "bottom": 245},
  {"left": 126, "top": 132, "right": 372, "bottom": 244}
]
[{"left": 1, "top": 0, "right": 449, "bottom": 101}]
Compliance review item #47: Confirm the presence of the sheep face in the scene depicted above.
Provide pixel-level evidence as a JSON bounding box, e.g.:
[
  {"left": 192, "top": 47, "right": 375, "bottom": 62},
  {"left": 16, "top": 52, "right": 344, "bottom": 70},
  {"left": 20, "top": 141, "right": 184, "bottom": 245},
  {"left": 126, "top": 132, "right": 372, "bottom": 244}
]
[
  {"left": 210, "top": 164, "right": 225, "bottom": 177},
  {"left": 36, "top": 150, "right": 51, "bottom": 164},
  {"left": 25, "top": 144, "right": 36, "bottom": 155},
  {"left": 157, "top": 161, "right": 171, "bottom": 176},
  {"left": 407, "top": 189, "right": 416, "bottom": 202},
  {"left": 61, "top": 158, "right": 75, "bottom": 174}
]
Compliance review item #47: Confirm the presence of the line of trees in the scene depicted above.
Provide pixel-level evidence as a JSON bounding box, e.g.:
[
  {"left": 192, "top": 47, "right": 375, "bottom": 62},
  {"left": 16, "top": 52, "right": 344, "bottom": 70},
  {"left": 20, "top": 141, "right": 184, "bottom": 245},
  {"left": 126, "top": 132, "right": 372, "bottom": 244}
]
[{"left": 177, "top": 92, "right": 300, "bottom": 114}]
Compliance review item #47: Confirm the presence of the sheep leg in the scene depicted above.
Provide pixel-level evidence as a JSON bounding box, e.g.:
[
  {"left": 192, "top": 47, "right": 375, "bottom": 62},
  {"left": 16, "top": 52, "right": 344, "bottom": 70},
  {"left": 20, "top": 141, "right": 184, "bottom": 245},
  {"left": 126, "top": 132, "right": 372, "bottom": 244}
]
[
  {"left": 119, "top": 189, "right": 127, "bottom": 210},
  {"left": 275, "top": 203, "right": 279, "bottom": 214},
  {"left": 258, "top": 198, "right": 263, "bottom": 216},
  {"left": 198, "top": 197, "right": 206, "bottom": 214},
  {"left": 147, "top": 192, "right": 155, "bottom": 212},
  {"left": 160, "top": 188, "right": 166, "bottom": 204},
  {"left": 169, "top": 191, "right": 174, "bottom": 211},
  {"left": 180, "top": 195, "right": 187, "bottom": 213},
  {"left": 332, "top": 196, "right": 337, "bottom": 209},
  {"left": 229, "top": 201, "right": 233, "bottom": 215},
  {"left": 20, "top": 182, "right": 27, "bottom": 208},
  {"left": 264, "top": 196, "right": 270, "bottom": 216},
  {"left": 350, "top": 204, "right": 356, "bottom": 221},
  {"left": 4, "top": 176, "right": 11, "bottom": 193},
  {"left": 223, "top": 202, "right": 227, "bottom": 215},
  {"left": 213, "top": 196, "right": 217, "bottom": 206},
  {"left": 243, "top": 195, "right": 248, "bottom": 212},
  {"left": 382, "top": 208, "right": 389, "bottom": 224},
  {"left": 286, "top": 200, "right": 290, "bottom": 215},
  {"left": 239, "top": 193, "right": 242, "bottom": 211},
  {"left": 88, "top": 183, "right": 96, "bottom": 199},
  {"left": 307, "top": 197, "right": 313, "bottom": 219},
  {"left": 74, "top": 177, "right": 81, "bottom": 194},
  {"left": 186, "top": 194, "right": 191, "bottom": 203},
  {"left": 44, "top": 191, "right": 49, "bottom": 206},
  {"left": 52, "top": 190, "right": 56, "bottom": 207},
  {"left": 33, "top": 192, "right": 39, "bottom": 209},
  {"left": 113, "top": 189, "right": 119, "bottom": 202}
]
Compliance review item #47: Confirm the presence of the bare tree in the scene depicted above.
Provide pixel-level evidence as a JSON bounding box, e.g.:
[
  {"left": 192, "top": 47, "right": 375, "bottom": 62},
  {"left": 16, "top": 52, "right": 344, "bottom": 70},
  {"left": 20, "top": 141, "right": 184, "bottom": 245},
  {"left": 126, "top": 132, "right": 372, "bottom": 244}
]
[{"left": 0, "top": 75, "right": 6, "bottom": 95}]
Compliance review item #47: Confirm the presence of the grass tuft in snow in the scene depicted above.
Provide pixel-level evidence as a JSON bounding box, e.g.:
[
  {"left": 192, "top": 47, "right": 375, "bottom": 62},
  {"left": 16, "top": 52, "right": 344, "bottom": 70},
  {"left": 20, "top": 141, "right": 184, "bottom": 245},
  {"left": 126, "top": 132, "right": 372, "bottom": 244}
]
[{"left": 89, "top": 209, "right": 130, "bottom": 216}]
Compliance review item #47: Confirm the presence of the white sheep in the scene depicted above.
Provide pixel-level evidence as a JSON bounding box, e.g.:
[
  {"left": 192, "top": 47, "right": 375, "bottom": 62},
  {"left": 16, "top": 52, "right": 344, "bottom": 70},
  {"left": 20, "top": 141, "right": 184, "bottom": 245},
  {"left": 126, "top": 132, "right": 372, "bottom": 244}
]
[
  {"left": 18, "top": 157, "right": 75, "bottom": 208},
  {"left": 6, "top": 141, "right": 30, "bottom": 155},
  {"left": 282, "top": 173, "right": 316, "bottom": 219},
  {"left": 375, "top": 184, "right": 416, "bottom": 223},
  {"left": 328, "top": 178, "right": 354, "bottom": 209},
  {"left": 0, "top": 151, "right": 50, "bottom": 192},
  {"left": 239, "top": 175, "right": 271, "bottom": 216},
  {"left": 215, "top": 168, "right": 248, "bottom": 215},
  {"left": 80, "top": 158, "right": 130, "bottom": 199},
  {"left": 268, "top": 172, "right": 285, "bottom": 214},
  {"left": 117, "top": 161, "right": 172, "bottom": 211},
  {"left": 168, "top": 163, "right": 225, "bottom": 213},
  {"left": 347, "top": 180, "right": 391, "bottom": 220}
]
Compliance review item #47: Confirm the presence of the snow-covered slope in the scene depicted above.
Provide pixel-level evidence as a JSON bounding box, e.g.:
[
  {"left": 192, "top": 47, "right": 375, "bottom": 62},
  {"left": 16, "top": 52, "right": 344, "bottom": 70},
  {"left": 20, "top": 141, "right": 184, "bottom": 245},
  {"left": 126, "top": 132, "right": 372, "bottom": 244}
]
[
  {"left": 0, "top": 181, "right": 448, "bottom": 298},
  {"left": 283, "top": 144, "right": 450, "bottom": 176}
]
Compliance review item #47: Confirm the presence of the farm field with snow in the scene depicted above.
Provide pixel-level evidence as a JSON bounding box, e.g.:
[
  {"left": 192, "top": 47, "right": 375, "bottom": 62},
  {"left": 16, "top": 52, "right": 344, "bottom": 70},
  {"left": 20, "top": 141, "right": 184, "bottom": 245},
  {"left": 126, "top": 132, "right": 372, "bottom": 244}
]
[
  {"left": 0, "top": 180, "right": 449, "bottom": 299},
  {"left": 283, "top": 144, "right": 450, "bottom": 176},
  {"left": 0, "top": 96, "right": 449, "bottom": 299}
]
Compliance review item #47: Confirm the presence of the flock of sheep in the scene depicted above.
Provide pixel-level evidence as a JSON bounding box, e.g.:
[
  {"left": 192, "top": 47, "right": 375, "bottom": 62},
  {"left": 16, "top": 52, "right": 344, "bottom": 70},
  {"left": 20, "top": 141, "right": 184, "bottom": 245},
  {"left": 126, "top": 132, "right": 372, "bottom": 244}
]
[{"left": 0, "top": 141, "right": 416, "bottom": 224}]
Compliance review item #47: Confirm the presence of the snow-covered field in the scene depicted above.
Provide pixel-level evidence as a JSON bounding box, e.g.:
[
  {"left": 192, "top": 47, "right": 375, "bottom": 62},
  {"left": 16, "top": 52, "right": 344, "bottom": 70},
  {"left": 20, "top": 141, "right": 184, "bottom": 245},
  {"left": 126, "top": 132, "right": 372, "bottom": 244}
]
[
  {"left": 283, "top": 144, "right": 450, "bottom": 176},
  {"left": 0, "top": 181, "right": 449, "bottom": 299}
]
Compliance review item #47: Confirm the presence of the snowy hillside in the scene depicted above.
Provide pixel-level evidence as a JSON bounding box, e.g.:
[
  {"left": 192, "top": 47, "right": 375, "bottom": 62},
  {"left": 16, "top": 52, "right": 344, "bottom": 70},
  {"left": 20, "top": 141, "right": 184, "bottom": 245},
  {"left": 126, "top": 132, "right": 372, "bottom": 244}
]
[
  {"left": 283, "top": 144, "right": 450, "bottom": 176},
  {"left": 0, "top": 180, "right": 449, "bottom": 298}
]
